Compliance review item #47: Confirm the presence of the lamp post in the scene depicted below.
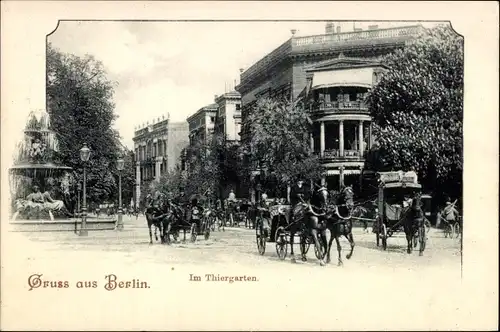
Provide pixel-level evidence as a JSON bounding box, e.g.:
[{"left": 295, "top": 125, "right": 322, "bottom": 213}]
[
  {"left": 79, "top": 143, "right": 91, "bottom": 236},
  {"left": 77, "top": 182, "right": 82, "bottom": 218},
  {"left": 116, "top": 156, "right": 125, "bottom": 230}
]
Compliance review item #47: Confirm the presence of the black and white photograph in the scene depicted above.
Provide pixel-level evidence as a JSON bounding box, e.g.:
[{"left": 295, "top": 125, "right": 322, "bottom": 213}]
[{"left": 1, "top": 1, "right": 498, "bottom": 331}]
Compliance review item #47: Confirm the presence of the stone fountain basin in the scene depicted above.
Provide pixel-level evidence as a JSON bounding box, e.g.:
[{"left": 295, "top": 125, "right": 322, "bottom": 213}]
[{"left": 7, "top": 218, "right": 116, "bottom": 232}]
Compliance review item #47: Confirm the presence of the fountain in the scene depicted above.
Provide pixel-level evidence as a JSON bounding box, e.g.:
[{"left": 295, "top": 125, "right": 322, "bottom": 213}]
[{"left": 8, "top": 109, "right": 116, "bottom": 232}]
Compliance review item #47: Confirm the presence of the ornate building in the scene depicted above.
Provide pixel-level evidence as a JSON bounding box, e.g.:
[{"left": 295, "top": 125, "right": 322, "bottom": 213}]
[
  {"left": 236, "top": 22, "right": 423, "bottom": 196},
  {"left": 133, "top": 115, "right": 189, "bottom": 206},
  {"left": 304, "top": 56, "right": 387, "bottom": 190},
  {"left": 187, "top": 103, "right": 218, "bottom": 145}
]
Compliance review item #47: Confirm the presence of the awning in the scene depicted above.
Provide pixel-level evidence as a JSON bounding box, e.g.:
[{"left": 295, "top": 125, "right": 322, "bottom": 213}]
[
  {"left": 312, "top": 82, "right": 372, "bottom": 90},
  {"left": 311, "top": 67, "right": 374, "bottom": 90}
]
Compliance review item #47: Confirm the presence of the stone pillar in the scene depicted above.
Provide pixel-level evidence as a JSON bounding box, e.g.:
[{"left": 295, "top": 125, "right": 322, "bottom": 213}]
[
  {"left": 339, "top": 166, "right": 345, "bottom": 189},
  {"left": 368, "top": 122, "right": 373, "bottom": 149},
  {"left": 155, "top": 157, "right": 162, "bottom": 181},
  {"left": 320, "top": 121, "right": 325, "bottom": 157},
  {"left": 321, "top": 176, "right": 326, "bottom": 187},
  {"left": 135, "top": 162, "right": 141, "bottom": 209},
  {"left": 358, "top": 120, "right": 364, "bottom": 156},
  {"left": 339, "top": 120, "right": 344, "bottom": 157},
  {"left": 287, "top": 185, "right": 291, "bottom": 204},
  {"left": 310, "top": 132, "right": 314, "bottom": 151}
]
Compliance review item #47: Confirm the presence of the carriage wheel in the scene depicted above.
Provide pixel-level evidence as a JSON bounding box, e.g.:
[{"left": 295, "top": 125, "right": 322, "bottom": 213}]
[
  {"left": 314, "top": 239, "right": 325, "bottom": 260},
  {"left": 275, "top": 226, "right": 288, "bottom": 260},
  {"left": 381, "top": 224, "right": 388, "bottom": 251},
  {"left": 444, "top": 223, "right": 451, "bottom": 238},
  {"left": 256, "top": 219, "right": 266, "bottom": 256},
  {"left": 299, "top": 235, "right": 311, "bottom": 256},
  {"left": 190, "top": 223, "right": 197, "bottom": 243}
]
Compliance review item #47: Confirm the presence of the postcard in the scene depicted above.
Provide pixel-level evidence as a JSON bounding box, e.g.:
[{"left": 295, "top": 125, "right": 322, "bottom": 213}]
[{"left": 1, "top": 1, "right": 498, "bottom": 331}]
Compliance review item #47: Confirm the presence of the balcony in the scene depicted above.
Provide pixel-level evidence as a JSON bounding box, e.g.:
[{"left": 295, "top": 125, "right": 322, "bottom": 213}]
[
  {"left": 318, "top": 149, "right": 366, "bottom": 162},
  {"left": 291, "top": 25, "right": 422, "bottom": 54},
  {"left": 315, "top": 100, "right": 369, "bottom": 113}
]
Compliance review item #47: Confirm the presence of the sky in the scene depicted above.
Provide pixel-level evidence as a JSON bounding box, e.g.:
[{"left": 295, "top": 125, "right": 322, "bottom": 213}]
[{"left": 48, "top": 20, "right": 434, "bottom": 149}]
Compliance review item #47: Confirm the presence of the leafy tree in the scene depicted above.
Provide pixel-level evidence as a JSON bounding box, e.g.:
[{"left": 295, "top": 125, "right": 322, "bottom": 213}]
[
  {"left": 46, "top": 43, "right": 131, "bottom": 208},
  {"left": 148, "top": 166, "right": 186, "bottom": 201},
  {"left": 183, "top": 137, "right": 221, "bottom": 199},
  {"left": 240, "top": 97, "right": 324, "bottom": 190},
  {"left": 366, "top": 25, "right": 463, "bottom": 203}
]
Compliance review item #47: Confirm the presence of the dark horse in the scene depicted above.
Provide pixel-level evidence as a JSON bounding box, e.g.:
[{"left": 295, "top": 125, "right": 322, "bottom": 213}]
[
  {"left": 403, "top": 194, "right": 426, "bottom": 256},
  {"left": 289, "top": 187, "right": 329, "bottom": 266},
  {"left": 324, "top": 186, "right": 360, "bottom": 266},
  {"left": 145, "top": 196, "right": 171, "bottom": 244}
]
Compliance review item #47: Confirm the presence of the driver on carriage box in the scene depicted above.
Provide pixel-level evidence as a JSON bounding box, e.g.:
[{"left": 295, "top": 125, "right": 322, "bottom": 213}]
[
  {"left": 189, "top": 197, "right": 204, "bottom": 225},
  {"left": 290, "top": 179, "right": 309, "bottom": 221}
]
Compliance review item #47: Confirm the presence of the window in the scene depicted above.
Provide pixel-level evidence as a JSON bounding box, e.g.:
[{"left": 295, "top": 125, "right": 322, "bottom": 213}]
[
  {"left": 210, "top": 116, "right": 215, "bottom": 123},
  {"left": 236, "top": 104, "right": 241, "bottom": 110}
]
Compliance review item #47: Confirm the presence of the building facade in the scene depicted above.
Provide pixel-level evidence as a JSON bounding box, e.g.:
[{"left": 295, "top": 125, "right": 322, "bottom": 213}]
[
  {"left": 236, "top": 23, "right": 422, "bottom": 195},
  {"left": 214, "top": 91, "right": 242, "bottom": 142},
  {"left": 186, "top": 103, "right": 218, "bottom": 146},
  {"left": 304, "top": 57, "right": 387, "bottom": 190},
  {"left": 133, "top": 115, "right": 189, "bottom": 206}
]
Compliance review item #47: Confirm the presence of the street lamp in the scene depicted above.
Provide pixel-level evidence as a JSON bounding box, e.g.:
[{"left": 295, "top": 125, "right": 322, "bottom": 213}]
[
  {"left": 77, "top": 182, "right": 82, "bottom": 218},
  {"left": 116, "top": 156, "right": 125, "bottom": 231},
  {"left": 79, "top": 143, "right": 91, "bottom": 236}
]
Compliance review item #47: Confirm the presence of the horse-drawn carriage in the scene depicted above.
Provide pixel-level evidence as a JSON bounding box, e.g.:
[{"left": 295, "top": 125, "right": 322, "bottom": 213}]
[
  {"left": 373, "top": 171, "right": 427, "bottom": 254},
  {"left": 255, "top": 202, "right": 326, "bottom": 262}
]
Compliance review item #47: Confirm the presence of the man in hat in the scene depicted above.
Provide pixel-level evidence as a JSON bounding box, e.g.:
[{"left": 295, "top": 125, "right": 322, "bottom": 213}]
[
  {"left": 290, "top": 179, "right": 308, "bottom": 222},
  {"left": 442, "top": 197, "right": 459, "bottom": 224}
]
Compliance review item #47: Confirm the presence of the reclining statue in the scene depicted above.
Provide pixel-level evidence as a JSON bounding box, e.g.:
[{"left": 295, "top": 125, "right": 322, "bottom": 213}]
[{"left": 12, "top": 184, "right": 68, "bottom": 221}]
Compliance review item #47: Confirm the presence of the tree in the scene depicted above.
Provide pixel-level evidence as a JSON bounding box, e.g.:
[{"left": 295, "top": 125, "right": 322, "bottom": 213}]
[
  {"left": 183, "top": 137, "right": 221, "bottom": 199},
  {"left": 366, "top": 25, "right": 463, "bottom": 202},
  {"left": 46, "top": 43, "right": 126, "bottom": 208},
  {"left": 241, "top": 97, "right": 324, "bottom": 189}
]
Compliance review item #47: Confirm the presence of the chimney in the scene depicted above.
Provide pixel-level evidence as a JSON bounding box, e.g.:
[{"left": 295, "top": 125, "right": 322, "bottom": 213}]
[
  {"left": 325, "top": 22, "right": 334, "bottom": 34},
  {"left": 239, "top": 68, "right": 244, "bottom": 73},
  {"left": 290, "top": 29, "right": 297, "bottom": 36}
]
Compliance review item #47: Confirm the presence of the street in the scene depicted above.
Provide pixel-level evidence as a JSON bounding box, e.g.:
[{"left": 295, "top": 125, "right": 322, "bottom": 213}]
[
  {"left": 1, "top": 214, "right": 470, "bottom": 331},
  {"left": 11, "top": 214, "right": 462, "bottom": 269}
]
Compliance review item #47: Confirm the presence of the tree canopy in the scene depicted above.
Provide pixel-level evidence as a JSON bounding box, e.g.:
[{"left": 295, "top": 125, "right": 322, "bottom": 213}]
[
  {"left": 240, "top": 98, "right": 324, "bottom": 187},
  {"left": 366, "top": 25, "right": 463, "bottom": 201},
  {"left": 46, "top": 43, "right": 134, "bottom": 208}
]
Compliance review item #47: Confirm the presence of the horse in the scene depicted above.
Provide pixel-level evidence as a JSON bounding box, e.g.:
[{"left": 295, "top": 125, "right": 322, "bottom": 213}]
[
  {"left": 289, "top": 187, "right": 329, "bottom": 266},
  {"left": 145, "top": 196, "right": 170, "bottom": 245},
  {"left": 403, "top": 194, "right": 426, "bottom": 256},
  {"left": 324, "top": 186, "right": 359, "bottom": 266}
]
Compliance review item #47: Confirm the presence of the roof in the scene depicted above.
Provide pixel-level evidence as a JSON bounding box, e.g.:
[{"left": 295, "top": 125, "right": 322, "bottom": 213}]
[
  {"left": 215, "top": 90, "right": 241, "bottom": 103},
  {"left": 187, "top": 103, "right": 219, "bottom": 122}
]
